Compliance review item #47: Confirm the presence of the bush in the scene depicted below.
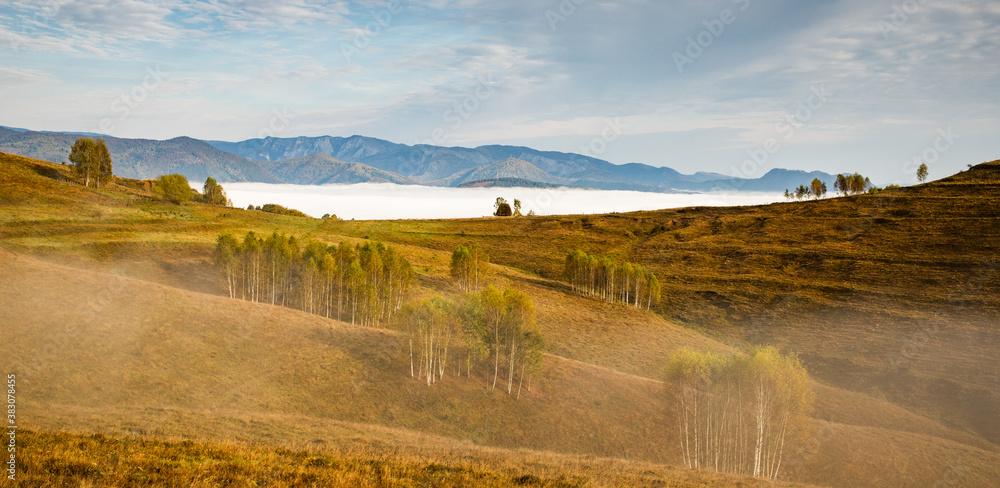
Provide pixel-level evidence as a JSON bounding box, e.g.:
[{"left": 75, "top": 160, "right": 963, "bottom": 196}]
[
  {"left": 156, "top": 174, "right": 192, "bottom": 204},
  {"left": 260, "top": 203, "right": 309, "bottom": 218}
]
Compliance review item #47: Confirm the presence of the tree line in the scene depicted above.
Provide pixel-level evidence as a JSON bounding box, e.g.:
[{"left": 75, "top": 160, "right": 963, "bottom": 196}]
[
  {"left": 213, "top": 232, "right": 413, "bottom": 326},
  {"left": 783, "top": 178, "right": 827, "bottom": 200},
  {"left": 450, "top": 243, "right": 490, "bottom": 292},
  {"left": 398, "top": 285, "right": 544, "bottom": 398},
  {"left": 663, "top": 347, "right": 813, "bottom": 480},
  {"left": 564, "top": 250, "right": 661, "bottom": 309}
]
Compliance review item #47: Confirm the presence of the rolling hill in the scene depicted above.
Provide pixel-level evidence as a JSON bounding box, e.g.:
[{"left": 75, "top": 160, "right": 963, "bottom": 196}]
[{"left": 1, "top": 150, "right": 998, "bottom": 487}]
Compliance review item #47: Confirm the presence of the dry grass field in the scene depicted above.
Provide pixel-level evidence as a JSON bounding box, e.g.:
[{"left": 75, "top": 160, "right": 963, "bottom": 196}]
[{"left": 2, "top": 151, "right": 999, "bottom": 487}]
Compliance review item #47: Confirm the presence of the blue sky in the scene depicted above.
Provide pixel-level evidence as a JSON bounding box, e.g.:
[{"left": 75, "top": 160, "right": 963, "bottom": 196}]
[{"left": 1, "top": 0, "right": 998, "bottom": 183}]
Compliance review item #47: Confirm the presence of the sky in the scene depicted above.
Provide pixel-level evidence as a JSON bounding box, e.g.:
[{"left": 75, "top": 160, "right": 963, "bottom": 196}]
[{"left": 1, "top": 0, "right": 998, "bottom": 184}]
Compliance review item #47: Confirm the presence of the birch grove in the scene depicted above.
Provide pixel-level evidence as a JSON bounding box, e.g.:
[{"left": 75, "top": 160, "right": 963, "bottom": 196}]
[
  {"left": 213, "top": 232, "right": 413, "bottom": 326},
  {"left": 398, "top": 286, "right": 544, "bottom": 399},
  {"left": 564, "top": 250, "right": 661, "bottom": 309},
  {"left": 663, "top": 347, "right": 813, "bottom": 480},
  {"left": 450, "top": 244, "right": 490, "bottom": 291}
]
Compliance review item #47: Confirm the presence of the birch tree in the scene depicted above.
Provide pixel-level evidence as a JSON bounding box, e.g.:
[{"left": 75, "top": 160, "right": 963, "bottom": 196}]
[
  {"left": 564, "top": 250, "right": 660, "bottom": 309},
  {"left": 663, "top": 346, "right": 812, "bottom": 480}
]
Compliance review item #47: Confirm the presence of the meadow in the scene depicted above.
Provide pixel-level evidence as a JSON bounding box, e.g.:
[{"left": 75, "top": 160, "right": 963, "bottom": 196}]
[{"left": 2, "top": 151, "right": 999, "bottom": 487}]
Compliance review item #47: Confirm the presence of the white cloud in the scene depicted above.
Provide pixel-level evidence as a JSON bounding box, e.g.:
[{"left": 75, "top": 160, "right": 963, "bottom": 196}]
[{"left": 0, "top": 66, "right": 52, "bottom": 85}]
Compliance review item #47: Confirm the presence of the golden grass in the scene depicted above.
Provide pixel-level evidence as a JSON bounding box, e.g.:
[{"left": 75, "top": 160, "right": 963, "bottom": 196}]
[
  {"left": 3, "top": 151, "right": 1000, "bottom": 487},
  {"left": 17, "top": 427, "right": 820, "bottom": 488}
]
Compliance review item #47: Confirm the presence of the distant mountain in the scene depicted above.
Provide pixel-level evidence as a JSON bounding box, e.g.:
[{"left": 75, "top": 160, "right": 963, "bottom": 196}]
[
  {"left": 0, "top": 127, "right": 279, "bottom": 183},
  {"left": 208, "top": 134, "right": 838, "bottom": 192},
  {"left": 690, "top": 169, "right": 841, "bottom": 192},
  {"left": 258, "top": 153, "right": 412, "bottom": 185},
  {"left": 456, "top": 178, "right": 567, "bottom": 189},
  {"left": 436, "top": 158, "right": 560, "bottom": 187},
  {"left": 1, "top": 126, "right": 841, "bottom": 192}
]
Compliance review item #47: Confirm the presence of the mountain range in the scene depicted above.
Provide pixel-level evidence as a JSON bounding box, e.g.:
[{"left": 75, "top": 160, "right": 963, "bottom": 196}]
[{"left": 0, "top": 126, "right": 836, "bottom": 193}]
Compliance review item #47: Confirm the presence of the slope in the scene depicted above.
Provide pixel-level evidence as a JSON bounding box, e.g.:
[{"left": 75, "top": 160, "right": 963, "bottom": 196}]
[
  {"left": 2, "top": 152, "right": 999, "bottom": 487},
  {"left": 258, "top": 153, "right": 413, "bottom": 185},
  {"left": 3, "top": 248, "right": 1000, "bottom": 488},
  {"left": 325, "top": 161, "right": 1000, "bottom": 444}
]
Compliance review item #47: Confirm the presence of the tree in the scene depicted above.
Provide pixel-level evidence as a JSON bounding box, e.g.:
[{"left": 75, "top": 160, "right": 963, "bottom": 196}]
[
  {"left": 400, "top": 296, "right": 459, "bottom": 385},
  {"left": 451, "top": 244, "right": 490, "bottom": 291},
  {"left": 494, "top": 197, "right": 507, "bottom": 213},
  {"left": 156, "top": 174, "right": 192, "bottom": 204},
  {"left": 69, "top": 138, "right": 114, "bottom": 188},
  {"left": 94, "top": 139, "right": 113, "bottom": 187},
  {"left": 212, "top": 233, "right": 411, "bottom": 326},
  {"left": 917, "top": 163, "right": 928, "bottom": 183},
  {"left": 664, "top": 346, "right": 813, "bottom": 480},
  {"left": 458, "top": 285, "right": 544, "bottom": 396},
  {"left": 213, "top": 233, "right": 242, "bottom": 299},
  {"left": 202, "top": 177, "right": 229, "bottom": 205},
  {"left": 809, "top": 178, "right": 826, "bottom": 199},
  {"left": 69, "top": 138, "right": 97, "bottom": 187},
  {"left": 513, "top": 198, "right": 522, "bottom": 216},
  {"left": 564, "top": 249, "right": 660, "bottom": 308},
  {"left": 834, "top": 172, "right": 871, "bottom": 196}
]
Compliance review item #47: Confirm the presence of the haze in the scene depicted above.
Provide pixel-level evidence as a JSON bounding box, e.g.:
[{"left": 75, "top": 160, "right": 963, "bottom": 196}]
[{"left": 224, "top": 183, "right": 784, "bottom": 220}]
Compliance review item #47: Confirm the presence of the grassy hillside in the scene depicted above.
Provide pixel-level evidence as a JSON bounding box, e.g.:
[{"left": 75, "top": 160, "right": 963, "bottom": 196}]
[
  {"left": 320, "top": 162, "right": 1000, "bottom": 443},
  {"left": 19, "top": 428, "right": 817, "bottom": 488},
  {"left": 5, "top": 245, "right": 999, "bottom": 488},
  {"left": 2, "top": 151, "right": 1000, "bottom": 487}
]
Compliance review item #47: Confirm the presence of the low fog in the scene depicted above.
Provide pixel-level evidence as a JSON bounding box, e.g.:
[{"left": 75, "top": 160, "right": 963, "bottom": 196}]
[{"left": 221, "top": 183, "right": 785, "bottom": 220}]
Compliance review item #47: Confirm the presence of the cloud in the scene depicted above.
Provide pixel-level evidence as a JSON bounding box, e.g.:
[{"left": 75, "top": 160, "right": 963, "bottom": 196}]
[
  {"left": 184, "top": 0, "right": 350, "bottom": 31},
  {"left": 0, "top": 66, "right": 52, "bottom": 85}
]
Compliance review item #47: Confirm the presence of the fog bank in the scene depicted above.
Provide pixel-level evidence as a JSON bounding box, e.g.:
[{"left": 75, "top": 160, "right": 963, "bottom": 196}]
[{"left": 222, "top": 183, "right": 784, "bottom": 220}]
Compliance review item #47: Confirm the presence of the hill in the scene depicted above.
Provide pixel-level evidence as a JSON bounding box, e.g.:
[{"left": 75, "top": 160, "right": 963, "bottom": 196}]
[
  {"left": 326, "top": 160, "right": 1000, "bottom": 446},
  {"left": 3, "top": 243, "right": 998, "bottom": 488},
  {"left": 437, "top": 157, "right": 560, "bottom": 187},
  {"left": 258, "top": 153, "right": 413, "bottom": 185},
  {"left": 0, "top": 127, "right": 279, "bottom": 183},
  {"left": 457, "top": 177, "right": 566, "bottom": 189},
  {"left": 1, "top": 151, "right": 999, "bottom": 487}
]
